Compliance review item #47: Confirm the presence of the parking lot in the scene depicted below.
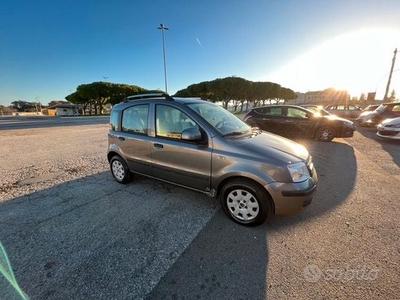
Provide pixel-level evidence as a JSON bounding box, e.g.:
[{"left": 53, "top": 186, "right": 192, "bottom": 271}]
[{"left": 0, "top": 119, "right": 399, "bottom": 299}]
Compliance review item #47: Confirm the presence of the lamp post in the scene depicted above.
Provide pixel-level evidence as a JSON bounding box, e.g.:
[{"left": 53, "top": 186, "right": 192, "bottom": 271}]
[
  {"left": 157, "top": 23, "right": 169, "bottom": 93},
  {"left": 383, "top": 48, "right": 397, "bottom": 101},
  {"left": 375, "top": 68, "right": 400, "bottom": 100},
  {"left": 35, "top": 96, "right": 42, "bottom": 114}
]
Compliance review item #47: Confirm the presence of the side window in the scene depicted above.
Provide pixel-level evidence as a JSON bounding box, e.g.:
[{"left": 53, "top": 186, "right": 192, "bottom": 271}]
[
  {"left": 337, "top": 105, "right": 345, "bottom": 111},
  {"left": 270, "top": 107, "right": 283, "bottom": 115},
  {"left": 287, "top": 108, "right": 307, "bottom": 118},
  {"left": 121, "top": 104, "right": 149, "bottom": 134},
  {"left": 110, "top": 110, "right": 119, "bottom": 131},
  {"left": 156, "top": 105, "right": 198, "bottom": 139}
]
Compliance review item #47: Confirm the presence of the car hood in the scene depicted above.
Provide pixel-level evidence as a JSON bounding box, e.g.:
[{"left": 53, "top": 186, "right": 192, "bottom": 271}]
[
  {"left": 232, "top": 130, "right": 310, "bottom": 163},
  {"left": 381, "top": 117, "right": 400, "bottom": 126}
]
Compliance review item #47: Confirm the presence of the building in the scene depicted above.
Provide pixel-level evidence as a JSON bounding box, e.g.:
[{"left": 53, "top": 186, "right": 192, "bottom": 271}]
[
  {"left": 47, "top": 104, "right": 80, "bottom": 116},
  {"left": 288, "top": 88, "right": 350, "bottom": 106}
]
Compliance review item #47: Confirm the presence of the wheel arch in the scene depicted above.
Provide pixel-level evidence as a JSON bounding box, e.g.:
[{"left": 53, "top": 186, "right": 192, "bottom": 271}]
[
  {"left": 216, "top": 176, "right": 275, "bottom": 214},
  {"left": 107, "top": 150, "right": 121, "bottom": 163}
]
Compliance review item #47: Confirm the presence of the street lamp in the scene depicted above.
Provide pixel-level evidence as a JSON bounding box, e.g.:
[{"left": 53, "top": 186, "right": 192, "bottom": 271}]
[
  {"left": 375, "top": 68, "right": 400, "bottom": 100},
  {"left": 157, "top": 23, "right": 169, "bottom": 93},
  {"left": 35, "top": 96, "right": 41, "bottom": 114}
]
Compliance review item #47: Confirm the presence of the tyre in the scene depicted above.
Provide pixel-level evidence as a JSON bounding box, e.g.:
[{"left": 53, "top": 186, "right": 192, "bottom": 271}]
[
  {"left": 315, "top": 127, "right": 335, "bottom": 142},
  {"left": 110, "top": 155, "right": 133, "bottom": 184},
  {"left": 219, "top": 179, "right": 272, "bottom": 226}
]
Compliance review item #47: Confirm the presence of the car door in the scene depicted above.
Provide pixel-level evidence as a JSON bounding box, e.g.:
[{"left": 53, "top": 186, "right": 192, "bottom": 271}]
[
  {"left": 114, "top": 104, "right": 154, "bottom": 176},
  {"left": 348, "top": 105, "right": 361, "bottom": 119},
  {"left": 254, "top": 107, "right": 287, "bottom": 135},
  {"left": 150, "top": 104, "right": 212, "bottom": 192},
  {"left": 285, "top": 107, "right": 316, "bottom": 138}
]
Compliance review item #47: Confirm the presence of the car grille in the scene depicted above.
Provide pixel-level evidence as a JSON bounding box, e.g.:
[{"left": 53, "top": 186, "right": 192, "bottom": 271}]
[{"left": 378, "top": 130, "right": 399, "bottom": 136}]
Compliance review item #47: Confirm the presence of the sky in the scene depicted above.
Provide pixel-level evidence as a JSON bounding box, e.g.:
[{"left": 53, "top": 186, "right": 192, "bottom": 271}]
[{"left": 1, "top": 0, "right": 400, "bottom": 106}]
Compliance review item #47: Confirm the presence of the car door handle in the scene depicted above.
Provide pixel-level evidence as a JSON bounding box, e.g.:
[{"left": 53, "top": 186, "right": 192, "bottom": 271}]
[
  {"left": 154, "top": 143, "right": 163, "bottom": 149},
  {"left": 118, "top": 137, "right": 125, "bottom": 141}
]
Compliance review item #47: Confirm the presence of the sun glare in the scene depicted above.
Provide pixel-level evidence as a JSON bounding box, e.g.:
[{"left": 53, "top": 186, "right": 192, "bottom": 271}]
[{"left": 268, "top": 28, "right": 400, "bottom": 100}]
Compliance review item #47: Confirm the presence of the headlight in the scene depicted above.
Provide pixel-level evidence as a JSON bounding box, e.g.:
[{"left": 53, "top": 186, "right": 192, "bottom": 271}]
[
  {"left": 344, "top": 121, "right": 354, "bottom": 129},
  {"left": 287, "top": 162, "right": 310, "bottom": 183}
]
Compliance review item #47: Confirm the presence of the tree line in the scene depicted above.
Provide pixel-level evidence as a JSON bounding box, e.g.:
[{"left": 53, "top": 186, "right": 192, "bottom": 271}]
[
  {"left": 65, "top": 82, "right": 158, "bottom": 115},
  {"left": 175, "top": 76, "right": 296, "bottom": 111},
  {"left": 3, "top": 76, "right": 296, "bottom": 114},
  {"left": 64, "top": 76, "right": 296, "bottom": 114}
]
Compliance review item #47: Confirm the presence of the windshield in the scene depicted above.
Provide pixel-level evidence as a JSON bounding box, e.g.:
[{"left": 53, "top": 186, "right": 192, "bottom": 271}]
[
  {"left": 187, "top": 102, "right": 251, "bottom": 136},
  {"left": 304, "top": 106, "right": 330, "bottom": 116},
  {"left": 376, "top": 104, "right": 385, "bottom": 112},
  {"left": 363, "top": 105, "right": 378, "bottom": 112}
]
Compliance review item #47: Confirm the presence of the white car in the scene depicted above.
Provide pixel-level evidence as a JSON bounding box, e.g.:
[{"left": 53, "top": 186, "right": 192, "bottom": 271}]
[
  {"left": 376, "top": 117, "right": 400, "bottom": 140},
  {"left": 355, "top": 105, "right": 379, "bottom": 126}
]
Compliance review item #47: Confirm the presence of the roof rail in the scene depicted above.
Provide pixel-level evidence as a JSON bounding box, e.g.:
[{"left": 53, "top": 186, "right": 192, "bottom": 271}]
[{"left": 123, "top": 93, "right": 174, "bottom": 102}]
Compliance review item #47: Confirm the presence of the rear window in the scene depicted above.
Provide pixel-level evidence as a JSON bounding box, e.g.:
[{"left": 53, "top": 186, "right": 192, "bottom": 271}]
[
  {"left": 110, "top": 110, "right": 119, "bottom": 131},
  {"left": 392, "top": 105, "right": 400, "bottom": 112}
]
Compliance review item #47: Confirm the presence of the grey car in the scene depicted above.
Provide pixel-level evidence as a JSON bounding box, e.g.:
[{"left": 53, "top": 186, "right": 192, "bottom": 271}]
[
  {"left": 325, "top": 104, "right": 362, "bottom": 119},
  {"left": 108, "top": 93, "right": 318, "bottom": 226}
]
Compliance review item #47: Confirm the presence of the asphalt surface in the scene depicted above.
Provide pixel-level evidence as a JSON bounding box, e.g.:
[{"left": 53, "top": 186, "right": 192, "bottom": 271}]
[
  {"left": 0, "top": 117, "right": 399, "bottom": 300},
  {"left": 0, "top": 115, "right": 109, "bottom": 130}
]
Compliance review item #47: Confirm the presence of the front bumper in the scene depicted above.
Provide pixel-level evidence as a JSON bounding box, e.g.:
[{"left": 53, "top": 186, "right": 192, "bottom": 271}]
[
  {"left": 376, "top": 127, "right": 400, "bottom": 139},
  {"left": 265, "top": 164, "right": 318, "bottom": 215},
  {"left": 338, "top": 123, "right": 355, "bottom": 138}
]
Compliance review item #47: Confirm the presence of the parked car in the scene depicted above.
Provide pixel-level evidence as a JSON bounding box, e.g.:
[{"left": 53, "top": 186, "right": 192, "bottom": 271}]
[
  {"left": 108, "top": 93, "right": 318, "bottom": 226},
  {"left": 366, "top": 102, "right": 400, "bottom": 127},
  {"left": 355, "top": 105, "right": 379, "bottom": 126},
  {"left": 325, "top": 104, "right": 363, "bottom": 119},
  {"left": 243, "top": 105, "right": 355, "bottom": 142},
  {"left": 300, "top": 105, "right": 331, "bottom": 116},
  {"left": 376, "top": 117, "right": 400, "bottom": 140}
]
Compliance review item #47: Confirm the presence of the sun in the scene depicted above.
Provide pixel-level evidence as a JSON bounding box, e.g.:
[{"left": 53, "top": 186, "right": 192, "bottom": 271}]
[{"left": 268, "top": 28, "right": 400, "bottom": 100}]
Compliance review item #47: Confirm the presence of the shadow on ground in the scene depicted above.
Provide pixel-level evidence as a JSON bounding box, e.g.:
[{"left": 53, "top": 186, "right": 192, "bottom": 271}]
[
  {"left": 355, "top": 126, "right": 400, "bottom": 169},
  {"left": 1, "top": 139, "right": 357, "bottom": 300}
]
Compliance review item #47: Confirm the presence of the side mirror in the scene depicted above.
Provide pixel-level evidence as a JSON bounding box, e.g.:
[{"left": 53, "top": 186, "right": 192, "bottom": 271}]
[{"left": 181, "top": 128, "right": 202, "bottom": 141}]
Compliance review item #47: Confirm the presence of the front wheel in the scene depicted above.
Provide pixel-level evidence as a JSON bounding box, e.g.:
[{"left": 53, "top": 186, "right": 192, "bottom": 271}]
[
  {"left": 219, "top": 179, "right": 272, "bottom": 226},
  {"left": 315, "top": 127, "right": 335, "bottom": 142},
  {"left": 110, "top": 156, "right": 133, "bottom": 184}
]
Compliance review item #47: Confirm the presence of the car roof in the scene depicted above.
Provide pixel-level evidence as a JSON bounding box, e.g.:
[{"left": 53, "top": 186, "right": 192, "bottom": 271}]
[
  {"left": 111, "top": 94, "right": 209, "bottom": 111},
  {"left": 382, "top": 102, "right": 400, "bottom": 106},
  {"left": 253, "top": 104, "right": 308, "bottom": 109}
]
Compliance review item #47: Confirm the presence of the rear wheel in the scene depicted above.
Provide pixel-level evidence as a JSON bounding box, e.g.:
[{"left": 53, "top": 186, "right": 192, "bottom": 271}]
[
  {"left": 316, "top": 127, "right": 335, "bottom": 142},
  {"left": 220, "top": 179, "right": 272, "bottom": 226},
  {"left": 110, "top": 156, "right": 133, "bottom": 184}
]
